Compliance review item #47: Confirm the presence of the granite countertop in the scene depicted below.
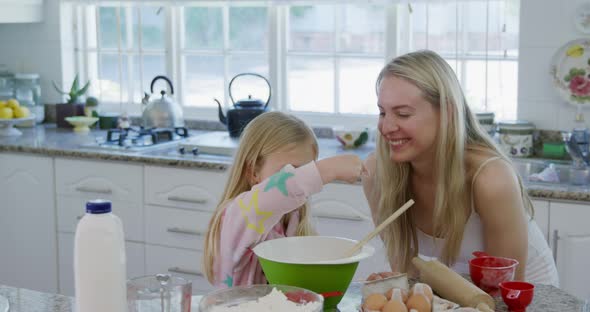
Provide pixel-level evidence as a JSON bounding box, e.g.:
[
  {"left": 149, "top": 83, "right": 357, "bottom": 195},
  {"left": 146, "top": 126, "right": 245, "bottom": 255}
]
[
  {"left": 0, "top": 282, "right": 584, "bottom": 312},
  {"left": 1, "top": 124, "right": 590, "bottom": 202}
]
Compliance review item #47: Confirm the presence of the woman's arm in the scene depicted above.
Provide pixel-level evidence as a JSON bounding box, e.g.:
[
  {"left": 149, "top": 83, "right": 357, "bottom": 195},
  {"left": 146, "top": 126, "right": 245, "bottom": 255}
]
[
  {"left": 473, "top": 159, "right": 528, "bottom": 280},
  {"left": 362, "top": 152, "right": 380, "bottom": 225}
]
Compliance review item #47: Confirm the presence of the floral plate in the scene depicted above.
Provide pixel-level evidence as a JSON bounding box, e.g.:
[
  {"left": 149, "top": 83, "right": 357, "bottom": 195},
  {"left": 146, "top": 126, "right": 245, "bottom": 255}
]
[{"left": 550, "top": 38, "right": 590, "bottom": 106}]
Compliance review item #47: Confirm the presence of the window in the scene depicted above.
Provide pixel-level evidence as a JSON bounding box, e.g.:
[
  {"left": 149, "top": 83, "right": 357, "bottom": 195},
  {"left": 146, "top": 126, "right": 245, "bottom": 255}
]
[{"left": 69, "top": 0, "right": 519, "bottom": 125}]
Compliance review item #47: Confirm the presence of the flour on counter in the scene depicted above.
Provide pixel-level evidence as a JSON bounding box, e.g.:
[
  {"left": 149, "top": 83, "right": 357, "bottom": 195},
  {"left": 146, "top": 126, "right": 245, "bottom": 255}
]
[{"left": 210, "top": 288, "right": 321, "bottom": 312}]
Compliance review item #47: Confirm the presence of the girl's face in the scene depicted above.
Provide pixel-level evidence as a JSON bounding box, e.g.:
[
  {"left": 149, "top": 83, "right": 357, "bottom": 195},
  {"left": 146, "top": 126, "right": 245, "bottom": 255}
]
[
  {"left": 251, "top": 140, "right": 316, "bottom": 185},
  {"left": 377, "top": 75, "right": 440, "bottom": 164}
]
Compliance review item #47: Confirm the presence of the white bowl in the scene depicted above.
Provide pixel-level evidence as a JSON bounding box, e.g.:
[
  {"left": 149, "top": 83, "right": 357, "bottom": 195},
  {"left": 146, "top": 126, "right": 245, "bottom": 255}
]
[
  {"left": 333, "top": 127, "right": 370, "bottom": 149},
  {"left": 65, "top": 116, "right": 99, "bottom": 132}
]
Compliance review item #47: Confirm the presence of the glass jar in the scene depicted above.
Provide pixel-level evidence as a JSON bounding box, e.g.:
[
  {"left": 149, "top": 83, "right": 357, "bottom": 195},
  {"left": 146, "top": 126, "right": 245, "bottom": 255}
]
[
  {"left": 476, "top": 112, "right": 496, "bottom": 136},
  {"left": 14, "top": 73, "right": 43, "bottom": 124},
  {"left": 0, "top": 65, "right": 14, "bottom": 101},
  {"left": 496, "top": 120, "right": 535, "bottom": 157}
]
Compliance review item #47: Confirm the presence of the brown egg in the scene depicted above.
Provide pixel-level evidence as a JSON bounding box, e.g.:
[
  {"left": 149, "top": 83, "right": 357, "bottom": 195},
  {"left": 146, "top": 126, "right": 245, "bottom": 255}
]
[
  {"left": 366, "top": 273, "right": 382, "bottom": 282},
  {"left": 385, "top": 287, "right": 409, "bottom": 303},
  {"left": 379, "top": 271, "right": 401, "bottom": 279},
  {"left": 406, "top": 294, "right": 432, "bottom": 312},
  {"left": 363, "top": 293, "right": 388, "bottom": 311},
  {"left": 382, "top": 299, "right": 408, "bottom": 312},
  {"left": 410, "top": 283, "right": 433, "bottom": 301}
]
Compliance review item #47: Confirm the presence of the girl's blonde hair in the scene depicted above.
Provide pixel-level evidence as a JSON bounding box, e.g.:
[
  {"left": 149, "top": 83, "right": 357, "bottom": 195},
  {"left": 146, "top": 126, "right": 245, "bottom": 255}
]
[
  {"left": 372, "top": 50, "right": 533, "bottom": 272},
  {"left": 203, "top": 111, "right": 319, "bottom": 283}
]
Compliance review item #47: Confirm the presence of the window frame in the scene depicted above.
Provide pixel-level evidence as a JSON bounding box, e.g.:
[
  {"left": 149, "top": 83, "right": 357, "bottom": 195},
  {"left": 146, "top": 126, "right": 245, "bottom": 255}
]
[{"left": 70, "top": 0, "right": 518, "bottom": 128}]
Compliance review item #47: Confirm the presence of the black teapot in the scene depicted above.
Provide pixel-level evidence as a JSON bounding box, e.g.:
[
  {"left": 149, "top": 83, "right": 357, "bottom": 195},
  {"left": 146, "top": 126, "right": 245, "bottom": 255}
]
[{"left": 216, "top": 73, "right": 271, "bottom": 138}]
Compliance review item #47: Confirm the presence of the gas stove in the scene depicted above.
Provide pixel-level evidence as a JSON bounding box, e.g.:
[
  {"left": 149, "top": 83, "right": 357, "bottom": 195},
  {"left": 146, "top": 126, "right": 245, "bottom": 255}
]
[{"left": 85, "top": 127, "right": 189, "bottom": 152}]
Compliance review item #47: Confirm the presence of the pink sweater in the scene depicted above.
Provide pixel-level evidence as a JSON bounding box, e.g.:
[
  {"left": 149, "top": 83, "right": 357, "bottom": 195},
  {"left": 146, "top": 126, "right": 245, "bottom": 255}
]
[{"left": 214, "top": 161, "right": 323, "bottom": 288}]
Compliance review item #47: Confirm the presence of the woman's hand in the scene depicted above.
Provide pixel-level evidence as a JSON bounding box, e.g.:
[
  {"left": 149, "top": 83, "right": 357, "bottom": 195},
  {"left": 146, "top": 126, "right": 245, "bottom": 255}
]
[{"left": 316, "top": 154, "right": 367, "bottom": 184}]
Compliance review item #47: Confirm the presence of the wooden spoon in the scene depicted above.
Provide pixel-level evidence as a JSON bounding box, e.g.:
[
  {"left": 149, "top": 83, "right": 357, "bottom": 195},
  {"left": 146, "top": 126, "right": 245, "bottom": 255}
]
[{"left": 344, "top": 199, "right": 415, "bottom": 257}]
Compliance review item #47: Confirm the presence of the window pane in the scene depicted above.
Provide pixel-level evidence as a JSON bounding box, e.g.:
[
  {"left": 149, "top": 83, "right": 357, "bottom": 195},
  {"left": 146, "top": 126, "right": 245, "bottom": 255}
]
[
  {"left": 486, "top": 60, "right": 518, "bottom": 120},
  {"left": 464, "top": 2, "right": 489, "bottom": 56},
  {"left": 85, "top": 6, "right": 98, "bottom": 49},
  {"left": 99, "top": 7, "right": 126, "bottom": 49},
  {"left": 339, "top": 58, "right": 381, "bottom": 114},
  {"left": 289, "top": 6, "right": 334, "bottom": 52},
  {"left": 288, "top": 57, "right": 333, "bottom": 113},
  {"left": 228, "top": 56, "right": 270, "bottom": 107},
  {"left": 339, "top": 5, "right": 385, "bottom": 54},
  {"left": 135, "top": 6, "right": 166, "bottom": 50},
  {"left": 410, "top": 3, "right": 428, "bottom": 50},
  {"left": 230, "top": 7, "right": 268, "bottom": 51},
  {"left": 185, "top": 56, "right": 224, "bottom": 107},
  {"left": 99, "top": 54, "right": 127, "bottom": 103},
  {"left": 184, "top": 7, "right": 223, "bottom": 50},
  {"left": 426, "top": 3, "right": 458, "bottom": 55},
  {"left": 462, "top": 59, "right": 518, "bottom": 120},
  {"left": 133, "top": 55, "right": 166, "bottom": 103}
]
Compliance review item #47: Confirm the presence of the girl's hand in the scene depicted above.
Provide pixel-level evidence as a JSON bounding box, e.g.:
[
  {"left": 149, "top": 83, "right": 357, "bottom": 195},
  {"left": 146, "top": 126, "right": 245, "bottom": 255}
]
[{"left": 317, "top": 154, "right": 367, "bottom": 184}]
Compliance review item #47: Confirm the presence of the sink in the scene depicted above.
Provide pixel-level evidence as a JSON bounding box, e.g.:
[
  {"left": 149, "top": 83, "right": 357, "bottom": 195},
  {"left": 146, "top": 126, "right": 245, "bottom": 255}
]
[{"left": 511, "top": 158, "right": 590, "bottom": 186}]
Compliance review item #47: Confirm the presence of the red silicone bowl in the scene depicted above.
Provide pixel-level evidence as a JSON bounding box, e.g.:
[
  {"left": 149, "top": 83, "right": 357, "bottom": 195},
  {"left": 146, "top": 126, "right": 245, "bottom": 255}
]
[
  {"left": 499, "top": 281, "right": 535, "bottom": 312},
  {"left": 469, "top": 251, "right": 519, "bottom": 297}
]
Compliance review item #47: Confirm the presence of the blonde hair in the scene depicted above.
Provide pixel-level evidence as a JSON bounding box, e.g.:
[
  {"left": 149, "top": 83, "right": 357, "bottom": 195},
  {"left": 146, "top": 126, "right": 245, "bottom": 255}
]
[
  {"left": 203, "top": 111, "right": 319, "bottom": 283},
  {"left": 372, "top": 50, "right": 533, "bottom": 272}
]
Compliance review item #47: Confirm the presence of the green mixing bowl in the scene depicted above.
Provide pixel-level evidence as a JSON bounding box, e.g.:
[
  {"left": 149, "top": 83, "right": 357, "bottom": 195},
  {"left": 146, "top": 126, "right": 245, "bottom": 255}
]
[{"left": 253, "top": 236, "right": 375, "bottom": 310}]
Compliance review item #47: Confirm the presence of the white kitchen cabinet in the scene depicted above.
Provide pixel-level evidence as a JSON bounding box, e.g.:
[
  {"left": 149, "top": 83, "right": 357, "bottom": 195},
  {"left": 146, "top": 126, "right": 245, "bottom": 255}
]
[
  {"left": 549, "top": 201, "right": 590, "bottom": 300},
  {"left": 0, "top": 0, "right": 44, "bottom": 23},
  {"left": 310, "top": 183, "right": 390, "bottom": 281},
  {"left": 145, "top": 244, "right": 213, "bottom": 295},
  {"left": 145, "top": 204, "right": 211, "bottom": 251},
  {"left": 56, "top": 196, "right": 144, "bottom": 242},
  {"left": 0, "top": 153, "right": 57, "bottom": 293},
  {"left": 55, "top": 158, "right": 143, "bottom": 203},
  {"left": 144, "top": 166, "right": 225, "bottom": 212},
  {"left": 58, "top": 233, "right": 145, "bottom": 296},
  {"left": 531, "top": 199, "right": 550, "bottom": 242}
]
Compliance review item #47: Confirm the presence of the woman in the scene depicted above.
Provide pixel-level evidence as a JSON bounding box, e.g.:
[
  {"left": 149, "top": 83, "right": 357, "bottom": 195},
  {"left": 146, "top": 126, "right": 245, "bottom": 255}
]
[{"left": 362, "top": 50, "right": 558, "bottom": 285}]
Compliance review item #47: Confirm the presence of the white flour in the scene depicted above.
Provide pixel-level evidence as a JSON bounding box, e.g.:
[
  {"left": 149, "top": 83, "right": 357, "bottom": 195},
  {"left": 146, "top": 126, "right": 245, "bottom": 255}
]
[{"left": 210, "top": 288, "right": 322, "bottom": 312}]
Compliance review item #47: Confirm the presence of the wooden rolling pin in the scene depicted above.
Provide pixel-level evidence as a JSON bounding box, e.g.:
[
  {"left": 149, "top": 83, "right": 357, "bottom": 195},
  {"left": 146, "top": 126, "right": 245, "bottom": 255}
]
[{"left": 412, "top": 257, "right": 496, "bottom": 312}]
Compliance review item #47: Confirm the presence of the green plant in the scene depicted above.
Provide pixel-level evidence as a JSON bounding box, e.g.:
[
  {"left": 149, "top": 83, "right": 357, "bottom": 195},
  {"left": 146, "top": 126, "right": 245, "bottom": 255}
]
[
  {"left": 53, "top": 75, "right": 91, "bottom": 104},
  {"left": 85, "top": 96, "right": 99, "bottom": 107}
]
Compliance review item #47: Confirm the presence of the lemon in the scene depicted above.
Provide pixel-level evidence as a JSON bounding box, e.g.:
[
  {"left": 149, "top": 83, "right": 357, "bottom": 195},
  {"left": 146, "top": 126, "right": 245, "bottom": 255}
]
[
  {"left": 6, "top": 99, "right": 19, "bottom": 109},
  {"left": 0, "top": 107, "right": 14, "bottom": 119},
  {"left": 0, "top": 101, "right": 6, "bottom": 109},
  {"left": 13, "top": 106, "right": 30, "bottom": 118},
  {"left": 567, "top": 44, "right": 584, "bottom": 57}
]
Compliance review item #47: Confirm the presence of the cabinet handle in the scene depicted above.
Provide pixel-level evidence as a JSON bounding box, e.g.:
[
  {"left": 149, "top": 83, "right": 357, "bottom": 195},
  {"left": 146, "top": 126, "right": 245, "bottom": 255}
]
[
  {"left": 166, "top": 227, "right": 204, "bottom": 236},
  {"left": 75, "top": 186, "right": 112, "bottom": 194},
  {"left": 552, "top": 229, "right": 559, "bottom": 262},
  {"left": 314, "top": 213, "right": 364, "bottom": 221},
  {"left": 77, "top": 215, "right": 84, "bottom": 220},
  {"left": 168, "top": 267, "right": 203, "bottom": 277},
  {"left": 167, "top": 195, "right": 207, "bottom": 204}
]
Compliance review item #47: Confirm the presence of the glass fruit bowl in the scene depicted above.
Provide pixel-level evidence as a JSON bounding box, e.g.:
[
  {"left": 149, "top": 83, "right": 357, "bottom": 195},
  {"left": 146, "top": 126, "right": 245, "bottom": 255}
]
[{"left": 198, "top": 284, "right": 323, "bottom": 312}]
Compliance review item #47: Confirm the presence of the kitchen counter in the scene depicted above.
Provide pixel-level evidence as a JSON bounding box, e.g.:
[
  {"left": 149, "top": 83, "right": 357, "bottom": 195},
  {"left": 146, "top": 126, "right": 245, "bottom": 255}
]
[
  {"left": 0, "top": 282, "right": 584, "bottom": 311},
  {"left": 1, "top": 124, "right": 590, "bottom": 202}
]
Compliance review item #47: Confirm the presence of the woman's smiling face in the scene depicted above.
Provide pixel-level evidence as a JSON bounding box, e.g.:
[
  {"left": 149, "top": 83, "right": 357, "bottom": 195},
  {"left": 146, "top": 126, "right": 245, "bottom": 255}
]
[{"left": 377, "top": 75, "right": 440, "bottom": 164}]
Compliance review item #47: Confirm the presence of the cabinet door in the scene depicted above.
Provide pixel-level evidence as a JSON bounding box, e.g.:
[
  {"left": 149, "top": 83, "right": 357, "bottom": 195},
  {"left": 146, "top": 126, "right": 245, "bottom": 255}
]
[
  {"left": 58, "top": 233, "right": 145, "bottom": 296},
  {"left": 144, "top": 166, "right": 225, "bottom": 212},
  {"left": 145, "top": 244, "right": 213, "bottom": 295},
  {"left": 531, "top": 199, "right": 549, "bottom": 242},
  {"left": 55, "top": 158, "right": 143, "bottom": 203},
  {"left": 549, "top": 201, "right": 590, "bottom": 300},
  {"left": 145, "top": 204, "right": 211, "bottom": 251},
  {"left": 0, "top": 153, "right": 57, "bottom": 292}
]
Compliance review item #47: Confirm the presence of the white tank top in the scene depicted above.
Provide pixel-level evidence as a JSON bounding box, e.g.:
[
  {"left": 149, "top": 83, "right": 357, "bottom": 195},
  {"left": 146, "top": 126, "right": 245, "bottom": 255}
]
[{"left": 416, "top": 157, "right": 560, "bottom": 286}]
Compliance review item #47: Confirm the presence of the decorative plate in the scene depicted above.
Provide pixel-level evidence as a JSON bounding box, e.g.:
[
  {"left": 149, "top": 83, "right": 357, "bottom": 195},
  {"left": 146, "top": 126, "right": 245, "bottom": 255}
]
[
  {"left": 574, "top": 3, "right": 590, "bottom": 34},
  {"left": 550, "top": 38, "right": 590, "bottom": 106}
]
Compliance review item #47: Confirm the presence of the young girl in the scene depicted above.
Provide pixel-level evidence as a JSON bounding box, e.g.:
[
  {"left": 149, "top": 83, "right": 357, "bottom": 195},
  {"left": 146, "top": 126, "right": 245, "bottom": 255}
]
[{"left": 203, "top": 111, "right": 365, "bottom": 288}]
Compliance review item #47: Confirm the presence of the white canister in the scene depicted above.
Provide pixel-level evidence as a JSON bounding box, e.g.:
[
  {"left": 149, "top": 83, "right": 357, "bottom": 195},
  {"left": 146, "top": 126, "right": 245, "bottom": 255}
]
[{"left": 496, "top": 120, "right": 535, "bottom": 157}]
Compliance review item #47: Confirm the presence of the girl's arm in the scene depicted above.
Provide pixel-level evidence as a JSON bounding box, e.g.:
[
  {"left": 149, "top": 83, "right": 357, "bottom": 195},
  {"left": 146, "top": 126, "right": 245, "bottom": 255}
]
[
  {"left": 362, "top": 153, "right": 380, "bottom": 227},
  {"left": 220, "top": 161, "right": 323, "bottom": 251},
  {"left": 473, "top": 159, "right": 528, "bottom": 280}
]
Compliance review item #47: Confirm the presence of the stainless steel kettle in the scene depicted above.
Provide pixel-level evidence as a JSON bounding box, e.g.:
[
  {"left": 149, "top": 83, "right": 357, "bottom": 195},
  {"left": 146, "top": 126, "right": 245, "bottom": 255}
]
[{"left": 142, "top": 76, "right": 184, "bottom": 129}]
